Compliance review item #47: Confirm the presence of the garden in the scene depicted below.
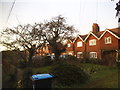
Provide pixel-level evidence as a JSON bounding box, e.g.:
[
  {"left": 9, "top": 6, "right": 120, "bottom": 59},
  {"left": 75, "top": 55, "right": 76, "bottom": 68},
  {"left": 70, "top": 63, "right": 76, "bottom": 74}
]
[
  {"left": 32, "top": 63, "right": 118, "bottom": 88},
  {"left": 2, "top": 51, "right": 119, "bottom": 89}
]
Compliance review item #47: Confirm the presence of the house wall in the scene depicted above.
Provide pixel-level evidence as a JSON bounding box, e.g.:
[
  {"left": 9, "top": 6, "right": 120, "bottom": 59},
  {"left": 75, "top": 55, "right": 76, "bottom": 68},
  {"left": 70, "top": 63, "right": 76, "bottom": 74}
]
[
  {"left": 85, "top": 34, "right": 100, "bottom": 59},
  {"left": 36, "top": 44, "right": 52, "bottom": 56},
  {"left": 99, "top": 32, "right": 119, "bottom": 64},
  {"left": 65, "top": 32, "right": 119, "bottom": 60},
  {"left": 66, "top": 40, "right": 73, "bottom": 51},
  {"left": 100, "top": 32, "right": 119, "bottom": 50},
  {"left": 65, "top": 40, "right": 74, "bottom": 55},
  {"left": 35, "top": 27, "right": 119, "bottom": 64},
  {"left": 74, "top": 37, "right": 85, "bottom": 57}
]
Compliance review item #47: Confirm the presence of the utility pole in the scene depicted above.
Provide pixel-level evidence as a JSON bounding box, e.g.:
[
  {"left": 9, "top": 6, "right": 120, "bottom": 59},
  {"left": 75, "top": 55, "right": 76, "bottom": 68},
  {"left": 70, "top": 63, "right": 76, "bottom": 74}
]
[{"left": 115, "top": 0, "right": 120, "bottom": 27}]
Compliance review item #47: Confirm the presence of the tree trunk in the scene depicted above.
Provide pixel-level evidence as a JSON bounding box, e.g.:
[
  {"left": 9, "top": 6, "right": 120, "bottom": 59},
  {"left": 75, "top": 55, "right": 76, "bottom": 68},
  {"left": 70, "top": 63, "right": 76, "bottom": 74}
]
[
  {"left": 55, "top": 53, "right": 59, "bottom": 60},
  {"left": 28, "top": 48, "right": 35, "bottom": 67},
  {"left": 54, "top": 50, "right": 61, "bottom": 61}
]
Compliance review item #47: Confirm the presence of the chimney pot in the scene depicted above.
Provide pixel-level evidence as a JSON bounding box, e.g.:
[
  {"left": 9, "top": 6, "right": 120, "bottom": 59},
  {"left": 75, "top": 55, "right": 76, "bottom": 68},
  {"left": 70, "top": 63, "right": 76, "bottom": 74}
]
[{"left": 92, "top": 23, "right": 100, "bottom": 33}]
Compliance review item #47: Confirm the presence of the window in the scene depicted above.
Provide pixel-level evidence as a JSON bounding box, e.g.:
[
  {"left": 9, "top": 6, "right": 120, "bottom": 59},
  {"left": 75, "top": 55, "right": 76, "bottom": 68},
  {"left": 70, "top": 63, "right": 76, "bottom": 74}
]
[
  {"left": 43, "top": 47, "right": 45, "bottom": 51},
  {"left": 105, "top": 37, "right": 112, "bottom": 44},
  {"left": 89, "top": 39, "right": 96, "bottom": 46},
  {"left": 68, "top": 52, "right": 73, "bottom": 55},
  {"left": 89, "top": 52, "right": 97, "bottom": 58},
  {"left": 77, "top": 52, "right": 83, "bottom": 58},
  {"left": 67, "top": 43, "right": 71, "bottom": 47},
  {"left": 46, "top": 46, "right": 48, "bottom": 50},
  {"left": 77, "top": 41, "right": 82, "bottom": 47}
]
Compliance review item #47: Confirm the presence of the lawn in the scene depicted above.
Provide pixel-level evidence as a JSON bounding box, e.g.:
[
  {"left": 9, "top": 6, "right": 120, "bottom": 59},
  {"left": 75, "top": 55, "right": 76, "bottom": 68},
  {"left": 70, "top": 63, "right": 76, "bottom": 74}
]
[
  {"left": 82, "top": 67, "right": 118, "bottom": 88},
  {"left": 32, "top": 63, "right": 119, "bottom": 88}
]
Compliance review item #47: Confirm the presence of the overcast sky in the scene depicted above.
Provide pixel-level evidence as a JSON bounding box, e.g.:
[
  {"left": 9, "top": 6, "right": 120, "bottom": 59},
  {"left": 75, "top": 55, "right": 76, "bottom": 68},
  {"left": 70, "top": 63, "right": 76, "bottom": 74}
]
[{"left": 0, "top": 0, "right": 119, "bottom": 51}]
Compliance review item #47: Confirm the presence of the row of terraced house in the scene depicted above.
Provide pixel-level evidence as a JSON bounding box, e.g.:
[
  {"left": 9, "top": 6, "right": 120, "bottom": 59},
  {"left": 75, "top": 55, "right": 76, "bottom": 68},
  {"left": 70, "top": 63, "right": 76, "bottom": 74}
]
[
  {"left": 65, "top": 23, "right": 120, "bottom": 65},
  {"left": 36, "top": 23, "right": 120, "bottom": 65}
]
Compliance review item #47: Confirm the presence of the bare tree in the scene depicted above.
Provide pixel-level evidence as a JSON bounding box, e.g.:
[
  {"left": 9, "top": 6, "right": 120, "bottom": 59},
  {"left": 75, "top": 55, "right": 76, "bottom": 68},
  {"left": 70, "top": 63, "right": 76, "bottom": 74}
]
[
  {"left": 41, "top": 15, "right": 76, "bottom": 60},
  {"left": 1, "top": 23, "right": 45, "bottom": 67},
  {"left": 1, "top": 15, "right": 76, "bottom": 64}
]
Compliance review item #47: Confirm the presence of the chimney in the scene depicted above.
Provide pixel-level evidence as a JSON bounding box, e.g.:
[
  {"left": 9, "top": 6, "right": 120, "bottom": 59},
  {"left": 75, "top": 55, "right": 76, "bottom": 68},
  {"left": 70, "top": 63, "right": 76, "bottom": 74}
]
[{"left": 92, "top": 23, "right": 100, "bottom": 33}]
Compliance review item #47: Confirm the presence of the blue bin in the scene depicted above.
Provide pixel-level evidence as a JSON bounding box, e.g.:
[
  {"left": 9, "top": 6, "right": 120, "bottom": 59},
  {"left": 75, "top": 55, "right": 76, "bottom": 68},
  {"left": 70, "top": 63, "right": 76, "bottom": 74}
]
[{"left": 31, "top": 74, "right": 54, "bottom": 89}]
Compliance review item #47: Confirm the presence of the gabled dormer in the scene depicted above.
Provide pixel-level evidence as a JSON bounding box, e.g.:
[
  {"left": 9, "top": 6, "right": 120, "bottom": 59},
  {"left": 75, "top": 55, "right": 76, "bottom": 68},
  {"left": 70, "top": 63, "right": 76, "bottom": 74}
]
[
  {"left": 85, "top": 31, "right": 100, "bottom": 59},
  {"left": 84, "top": 31, "right": 99, "bottom": 46},
  {"left": 99, "top": 28, "right": 120, "bottom": 50},
  {"left": 65, "top": 39, "right": 74, "bottom": 55},
  {"left": 73, "top": 34, "right": 87, "bottom": 58}
]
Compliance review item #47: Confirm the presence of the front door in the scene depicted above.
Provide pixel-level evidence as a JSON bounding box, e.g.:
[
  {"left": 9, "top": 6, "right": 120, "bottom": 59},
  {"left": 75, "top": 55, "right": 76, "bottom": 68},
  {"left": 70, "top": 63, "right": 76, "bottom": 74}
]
[{"left": 102, "top": 50, "right": 117, "bottom": 66}]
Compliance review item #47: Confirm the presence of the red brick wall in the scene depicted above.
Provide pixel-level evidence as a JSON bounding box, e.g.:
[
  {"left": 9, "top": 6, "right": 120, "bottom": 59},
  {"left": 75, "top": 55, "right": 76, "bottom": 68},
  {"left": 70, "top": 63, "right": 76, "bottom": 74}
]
[
  {"left": 86, "top": 34, "right": 100, "bottom": 59},
  {"left": 36, "top": 30, "right": 119, "bottom": 61},
  {"left": 100, "top": 32, "right": 119, "bottom": 50},
  {"left": 74, "top": 37, "right": 85, "bottom": 56},
  {"left": 65, "top": 40, "right": 74, "bottom": 51}
]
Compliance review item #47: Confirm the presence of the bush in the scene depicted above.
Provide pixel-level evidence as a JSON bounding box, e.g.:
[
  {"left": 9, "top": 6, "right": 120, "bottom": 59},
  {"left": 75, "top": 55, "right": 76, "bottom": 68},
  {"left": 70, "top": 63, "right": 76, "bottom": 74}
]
[
  {"left": 79, "top": 63, "right": 107, "bottom": 74},
  {"left": 42, "top": 56, "right": 52, "bottom": 66},
  {"left": 18, "top": 59, "right": 27, "bottom": 69},
  {"left": 22, "top": 68, "right": 33, "bottom": 88},
  {"left": 33, "top": 56, "right": 52, "bottom": 67},
  {"left": 65, "top": 55, "right": 78, "bottom": 60},
  {"left": 85, "top": 59, "right": 101, "bottom": 64},
  {"left": 2, "top": 64, "right": 18, "bottom": 88},
  {"left": 50, "top": 64, "right": 90, "bottom": 86},
  {"left": 60, "top": 55, "right": 78, "bottom": 64}
]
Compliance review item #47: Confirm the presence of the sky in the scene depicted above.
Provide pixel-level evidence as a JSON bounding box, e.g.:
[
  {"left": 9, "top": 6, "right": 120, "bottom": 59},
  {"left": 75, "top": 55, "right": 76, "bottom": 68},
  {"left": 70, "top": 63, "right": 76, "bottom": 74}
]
[{"left": 0, "top": 0, "right": 119, "bottom": 51}]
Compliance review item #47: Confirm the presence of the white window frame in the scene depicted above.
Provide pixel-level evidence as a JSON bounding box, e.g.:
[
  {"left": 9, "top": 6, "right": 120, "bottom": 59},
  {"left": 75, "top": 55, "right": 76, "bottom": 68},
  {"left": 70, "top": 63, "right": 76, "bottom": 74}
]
[
  {"left": 68, "top": 52, "right": 73, "bottom": 55},
  {"left": 46, "top": 46, "right": 48, "bottom": 50},
  {"left": 89, "top": 39, "right": 96, "bottom": 46},
  {"left": 67, "top": 43, "right": 71, "bottom": 47},
  {"left": 77, "top": 52, "right": 83, "bottom": 58},
  {"left": 43, "top": 47, "right": 45, "bottom": 51},
  {"left": 89, "top": 52, "right": 97, "bottom": 58},
  {"left": 105, "top": 37, "right": 112, "bottom": 44},
  {"left": 77, "top": 41, "right": 82, "bottom": 47}
]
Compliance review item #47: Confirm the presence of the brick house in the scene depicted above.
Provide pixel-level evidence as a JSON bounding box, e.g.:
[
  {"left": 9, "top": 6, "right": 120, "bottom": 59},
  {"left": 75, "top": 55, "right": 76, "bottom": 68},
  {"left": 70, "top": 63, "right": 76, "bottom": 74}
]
[
  {"left": 85, "top": 32, "right": 100, "bottom": 59},
  {"left": 65, "top": 39, "right": 74, "bottom": 55},
  {"left": 84, "top": 23, "right": 102, "bottom": 60},
  {"left": 65, "top": 23, "right": 120, "bottom": 65},
  {"left": 99, "top": 28, "right": 120, "bottom": 65},
  {"left": 36, "top": 23, "right": 120, "bottom": 65},
  {"left": 73, "top": 35, "right": 87, "bottom": 58},
  {"left": 36, "top": 44, "right": 52, "bottom": 56}
]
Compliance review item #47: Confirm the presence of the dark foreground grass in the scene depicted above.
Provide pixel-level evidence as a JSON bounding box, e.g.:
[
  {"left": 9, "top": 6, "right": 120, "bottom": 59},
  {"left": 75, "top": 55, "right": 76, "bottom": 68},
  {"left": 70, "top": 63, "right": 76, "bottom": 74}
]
[
  {"left": 82, "top": 67, "right": 118, "bottom": 88},
  {"left": 32, "top": 63, "right": 119, "bottom": 88}
]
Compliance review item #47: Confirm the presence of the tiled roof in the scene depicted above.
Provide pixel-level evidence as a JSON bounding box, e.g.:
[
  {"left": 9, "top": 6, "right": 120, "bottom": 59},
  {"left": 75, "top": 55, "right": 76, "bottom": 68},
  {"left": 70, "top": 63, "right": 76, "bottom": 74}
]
[
  {"left": 92, "top": 28, "right": 120, "bottom": 38},
  {"left": 69, "top": 38, "right": 75, "bottom": 42},
  {"left": 95, "top": 31, "right": 104, "bottom": 38},
  {"left": 108, "top": 28, "right": 120, "bottom": 37},
  {"left": 79, "top": 34, "right": 88, "bottom": 40},
  {"left": 69, "top": 27, "right": 120, "bottom": 43}
]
